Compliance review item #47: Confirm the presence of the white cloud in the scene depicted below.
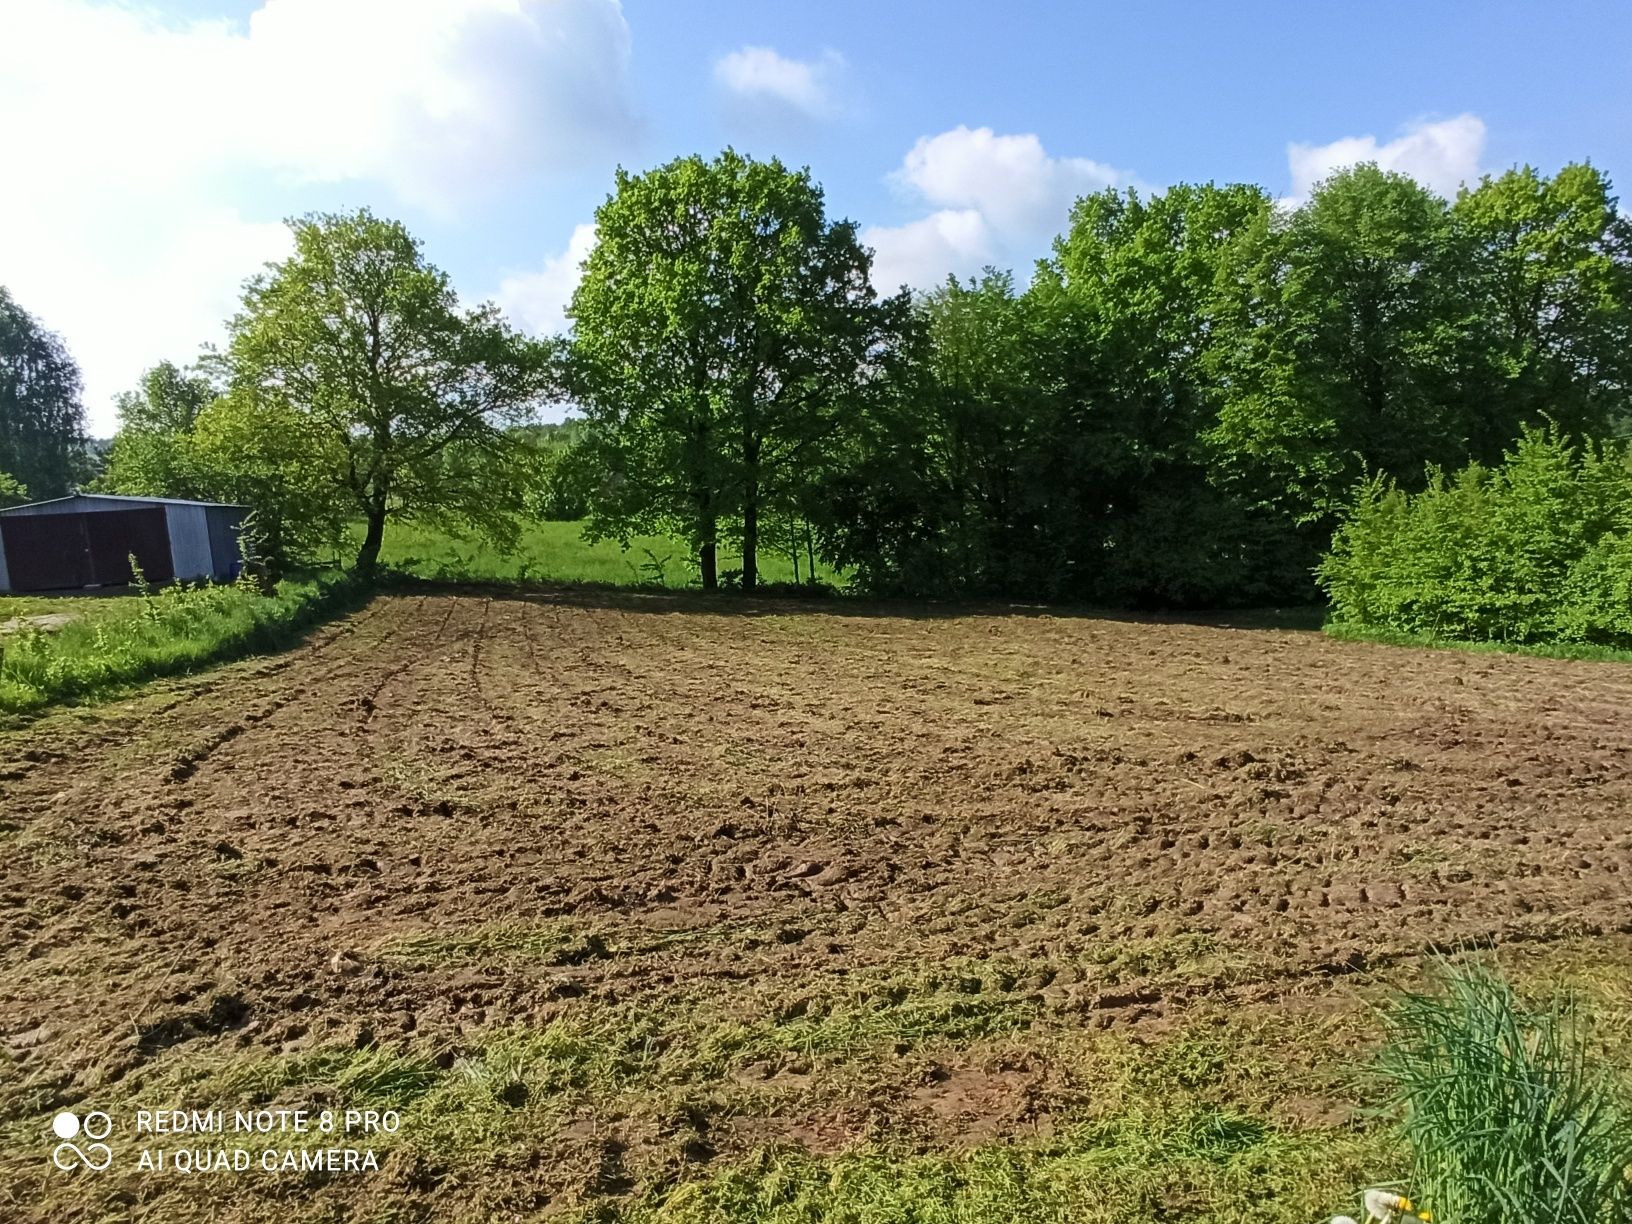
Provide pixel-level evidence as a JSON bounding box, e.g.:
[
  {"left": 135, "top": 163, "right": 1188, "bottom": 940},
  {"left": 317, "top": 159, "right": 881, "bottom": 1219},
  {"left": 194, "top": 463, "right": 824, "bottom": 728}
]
[
  {"left": 1286, "top": 114, "right": 1487, "bottom": 203},
  {"left": 894, "top": 126, "right": 1132, "bottom": 234},
  {"left": 862, "top": 210, "right": 993, "bottom": 297},
  {"left": 0, "top": 0, "right": 636, "bottom": 433},
  {"left": 713, "top": 45, "right": 844, "bottom": 118},
  {"left": 495, "top": 224, "right": 599, "bottom": 337},
  {"left": 865, "top": 126, "right": 1137, "bottom": 293}
]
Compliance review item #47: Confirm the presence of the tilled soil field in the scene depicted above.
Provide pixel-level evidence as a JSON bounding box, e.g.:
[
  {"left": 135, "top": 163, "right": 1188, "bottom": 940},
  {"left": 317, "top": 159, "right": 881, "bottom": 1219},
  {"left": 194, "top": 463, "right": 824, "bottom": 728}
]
[{"left": 3, "top": 589, "right": 1630, "bottom": 1221}]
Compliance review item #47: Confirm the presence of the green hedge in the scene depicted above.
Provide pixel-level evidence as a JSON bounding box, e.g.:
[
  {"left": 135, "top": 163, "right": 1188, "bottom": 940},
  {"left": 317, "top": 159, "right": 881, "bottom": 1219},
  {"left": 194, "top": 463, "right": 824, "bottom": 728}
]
[{"left": 1319, "top": 427, "right": 1632, "bottom": 647}]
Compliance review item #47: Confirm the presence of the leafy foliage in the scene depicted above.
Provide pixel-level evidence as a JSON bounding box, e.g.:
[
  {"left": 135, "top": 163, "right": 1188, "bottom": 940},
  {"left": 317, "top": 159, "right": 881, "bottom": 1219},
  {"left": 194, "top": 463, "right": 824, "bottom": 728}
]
[
  {"left": 812, "top": 162, "right": 1632, "bottom": 608},
  {"left": 569, "top": 149, "right": 908, "bottom": 591},
  {"left": 95, "top": 360, "right": 217, "bottom": 499},
  {"left": 1377, "top": 961, "right": 1632, "bottom": 1224},
  {"left": 1319, "top": 427, "right": 1632, "bottom": 644},
  {"left": 1452, "top": 164, "right": 1632, "bottom": 445},
  {"left": 226, "top": 209, "right": 557, "bottom": 572},
  {"left": 514, "top": 421, "right": 594, "bottom": 522},
  {"left": 0, "top": 285, "right": 87, "bottom": 499},
  {"left": 819, "top": 185, "right": 1318, "bottom": 606},
  {"left": 0, "top": 469, "right": 26, "bottom": 507}
]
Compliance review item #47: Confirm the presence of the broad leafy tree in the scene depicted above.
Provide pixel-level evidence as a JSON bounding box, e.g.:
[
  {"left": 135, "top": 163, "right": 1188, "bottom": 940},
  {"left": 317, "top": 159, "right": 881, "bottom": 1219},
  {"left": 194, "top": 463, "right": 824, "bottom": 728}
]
[
  {"left": 1036, "top": 182, "right": 1297, "bottom": 603},
  {"left": 98, "top": 361, "right": 218, "bottom": 499},
  {"left": 1208, "top": 165, "right": 1475, "bottom": 526},
  {"left": 569, "top": 150, "right": 904, "bottom": 591},
  {"left": 1453, "top": 163, "right": 1632, "bottom": 448},
  {"left": 226, "top": 210, "right": 556, "bottom": 573},
  {"left": 0, "top": 286, "right": 87, "bottom": 500}
]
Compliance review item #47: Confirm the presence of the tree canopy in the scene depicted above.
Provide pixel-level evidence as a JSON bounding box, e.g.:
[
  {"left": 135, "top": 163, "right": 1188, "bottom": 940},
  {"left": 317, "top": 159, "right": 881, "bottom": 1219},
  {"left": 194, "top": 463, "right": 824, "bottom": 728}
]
[
  {"left": 225, "top": 210, "right": 558, "bottom": 571},
  {"left": 569, "top": 149, "right": 907, "bottom": 591},
  {"left": 0, "top": 286, "right": 87, "bottom": 501},
  {"left": 97, "top": 360, "right": 219, "bottom": 500}
]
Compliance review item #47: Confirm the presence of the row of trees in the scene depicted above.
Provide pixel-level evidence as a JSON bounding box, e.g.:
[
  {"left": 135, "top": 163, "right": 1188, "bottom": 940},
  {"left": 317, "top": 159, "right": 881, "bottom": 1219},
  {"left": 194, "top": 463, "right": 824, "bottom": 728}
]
[
  {"left": 17, "top": 148, "right": 1632, "bottom": 607},
  {"left": 565, "top": 155, "right": 1631, "bottom": 603}
]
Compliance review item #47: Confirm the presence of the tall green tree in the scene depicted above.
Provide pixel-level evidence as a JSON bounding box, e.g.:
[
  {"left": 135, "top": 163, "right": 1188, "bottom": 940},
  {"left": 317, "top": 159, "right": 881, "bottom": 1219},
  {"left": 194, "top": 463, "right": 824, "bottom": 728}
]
[
  {"left": 1209, "top": 165, "right": 1475, "bottom": 526},
  {"left": 0, "top": 286, "right": 86, "bottom": 500},
  {"left": 98, "top": 361, "right": 218, "bottom": 499},
  {"left": 826, "top": 270, "right": 1056, "bottom": 597},
  {"left": 226, "top": 210, "right": 556, "bottom": 573},
  {"left": 569, "top": 149, "right": 904, "bottom": 591},
  {"left": 1452, "top": 163, "right": 1632, "bottom": 448},
  {"left": 1035, "top": 182, "right": 1298, "bottom": 603}
]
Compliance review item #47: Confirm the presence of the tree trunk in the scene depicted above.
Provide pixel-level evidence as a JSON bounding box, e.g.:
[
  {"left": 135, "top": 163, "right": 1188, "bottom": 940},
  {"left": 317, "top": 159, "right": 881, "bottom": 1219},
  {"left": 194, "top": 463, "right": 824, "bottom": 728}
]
[
  {"left": 742, "top": 498, "right": 758, "bottom": 592},
  {"left": 355, "top": 497, "right": 388, "bottom": 575},
  {"left": 742, "top": 437, "right": 760, "bottom": 593},
  {"left": 698, "top": 504, "right": 718, "bottom": 592},
  {"left": 699, "top": 538, "right": 717, "bottom": 591}
]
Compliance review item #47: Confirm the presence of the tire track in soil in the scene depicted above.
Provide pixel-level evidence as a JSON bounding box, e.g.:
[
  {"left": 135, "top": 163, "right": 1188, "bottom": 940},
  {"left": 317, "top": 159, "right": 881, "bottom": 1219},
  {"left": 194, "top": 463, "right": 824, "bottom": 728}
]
[
  {"left": 0, "top": 598, "right": 397, "bottom": 789},
  {"left": 0, "top": 596, "right": 493, "bottom": 1077},
  {"left": 154, "top": 595, "right": 457, "bottom": 791}
]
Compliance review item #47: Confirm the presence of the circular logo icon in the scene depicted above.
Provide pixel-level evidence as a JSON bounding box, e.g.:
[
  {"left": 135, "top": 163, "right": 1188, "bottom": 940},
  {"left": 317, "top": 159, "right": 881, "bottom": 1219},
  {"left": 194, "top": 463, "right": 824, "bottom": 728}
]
[{"left": 50, "top": 1111, "right": 113, "bottom": 1171}]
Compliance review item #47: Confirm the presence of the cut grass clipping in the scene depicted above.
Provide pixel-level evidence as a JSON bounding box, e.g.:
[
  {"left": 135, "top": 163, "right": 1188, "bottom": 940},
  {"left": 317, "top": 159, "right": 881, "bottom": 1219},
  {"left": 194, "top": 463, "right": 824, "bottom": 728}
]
[{"left": 1371, "top": 959, "right": 1632, "bottom": 1224}]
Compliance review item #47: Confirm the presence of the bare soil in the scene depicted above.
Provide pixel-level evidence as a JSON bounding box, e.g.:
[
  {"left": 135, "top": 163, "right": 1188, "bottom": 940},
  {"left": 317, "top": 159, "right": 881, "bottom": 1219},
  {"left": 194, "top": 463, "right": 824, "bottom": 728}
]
[{"left": 3, "top": 588, "right": 1630, "bottom": 1219}]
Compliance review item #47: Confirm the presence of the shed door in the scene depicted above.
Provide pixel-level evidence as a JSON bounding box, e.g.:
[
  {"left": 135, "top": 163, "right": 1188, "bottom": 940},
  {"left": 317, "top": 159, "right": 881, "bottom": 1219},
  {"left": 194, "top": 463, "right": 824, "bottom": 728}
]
[
  {"left": 84, "top": 507, "right": 174, "bottom": 587},
  {"left": 0, "top": 514, "right": 93, "bottom": 591}
]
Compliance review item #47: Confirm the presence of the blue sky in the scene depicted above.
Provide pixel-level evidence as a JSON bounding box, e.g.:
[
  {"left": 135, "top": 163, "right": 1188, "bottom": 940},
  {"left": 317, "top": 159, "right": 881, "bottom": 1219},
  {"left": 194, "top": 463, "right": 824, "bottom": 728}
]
[{"left": 3, "top": 0, "right": 1628, "bottom": 433}]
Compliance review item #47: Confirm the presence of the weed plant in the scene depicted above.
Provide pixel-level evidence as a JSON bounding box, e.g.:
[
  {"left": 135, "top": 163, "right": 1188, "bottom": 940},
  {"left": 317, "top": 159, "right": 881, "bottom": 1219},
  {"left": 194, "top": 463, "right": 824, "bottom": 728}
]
[{"left": 1376, "top": 961, "right": 1632, "bottom": 1224}]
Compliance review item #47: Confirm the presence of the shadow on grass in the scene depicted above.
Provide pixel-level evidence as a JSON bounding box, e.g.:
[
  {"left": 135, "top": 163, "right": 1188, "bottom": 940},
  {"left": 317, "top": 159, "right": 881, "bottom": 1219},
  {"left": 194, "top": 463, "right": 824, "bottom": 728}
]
[{"left": 378, "top": 572, "right": 1328, "bottom": 633}]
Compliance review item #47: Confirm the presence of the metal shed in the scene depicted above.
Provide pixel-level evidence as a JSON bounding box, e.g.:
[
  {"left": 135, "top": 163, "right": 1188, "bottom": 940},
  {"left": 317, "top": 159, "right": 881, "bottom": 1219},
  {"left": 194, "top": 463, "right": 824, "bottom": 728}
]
[{"left": 0, "top": 494, "right": 248, "bottom": 594}]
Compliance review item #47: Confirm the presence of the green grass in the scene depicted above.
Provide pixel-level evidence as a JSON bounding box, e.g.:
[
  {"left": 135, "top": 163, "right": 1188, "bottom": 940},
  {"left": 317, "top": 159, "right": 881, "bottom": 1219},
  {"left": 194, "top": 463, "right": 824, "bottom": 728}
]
[
  {"left": 0, "top": 571, "right": 363, "bottom": 718},
  {"left": 371, "top": 518, "right": 843, "bottom": 589},
  {"left": 11, "top": 932, "right": 1631, "bottom": 1222},
  {"left": 591, "top": 1118, "right": 1383, "bottom": 1224},
  {"left": 0, "top": 591, "right": 144, "bottom": 626},
  {"left": 3, "top": 969, "right": 1396, "bottom": 1223},
  {"left": 1377, "top": 960, "right": 1632, "bottom": 1224},
  {"left": 1324, "top": 620, "right": 1632, "bottom": 665}
]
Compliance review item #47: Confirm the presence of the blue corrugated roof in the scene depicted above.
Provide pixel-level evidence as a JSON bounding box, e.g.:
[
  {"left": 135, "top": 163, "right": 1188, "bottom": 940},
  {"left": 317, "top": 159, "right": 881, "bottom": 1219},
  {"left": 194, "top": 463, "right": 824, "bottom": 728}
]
[{"left": 0, "top": 492, "right": 248, "bottom": 515}]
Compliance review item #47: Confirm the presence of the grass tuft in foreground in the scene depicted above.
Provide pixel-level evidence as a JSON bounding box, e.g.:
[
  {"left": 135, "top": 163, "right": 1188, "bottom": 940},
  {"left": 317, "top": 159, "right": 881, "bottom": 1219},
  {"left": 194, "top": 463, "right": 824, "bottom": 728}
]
[{"left": 1375, "top": 960, "right": 1632, "bottom": 1224}]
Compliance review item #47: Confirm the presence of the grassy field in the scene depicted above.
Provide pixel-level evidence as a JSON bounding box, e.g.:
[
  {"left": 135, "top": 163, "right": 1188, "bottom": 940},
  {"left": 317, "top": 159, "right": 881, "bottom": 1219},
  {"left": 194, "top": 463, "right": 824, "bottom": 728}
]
[
  {"left": 0, "top": 590, "right": 143, "bottom": 627},
  {"left": 371, "top": 518, "right": 843, "bottom": 588}
]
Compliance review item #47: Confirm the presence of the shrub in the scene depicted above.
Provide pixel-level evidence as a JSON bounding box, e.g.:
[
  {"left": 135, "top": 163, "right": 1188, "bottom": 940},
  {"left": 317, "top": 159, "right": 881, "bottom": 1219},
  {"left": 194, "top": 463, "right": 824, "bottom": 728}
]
[
  {"left": 1376, "top": 961, "right": 1632, "bottom": 1224},
  {"left": 1319, "top": 427, "right": 1632, "bottom": 645}
]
